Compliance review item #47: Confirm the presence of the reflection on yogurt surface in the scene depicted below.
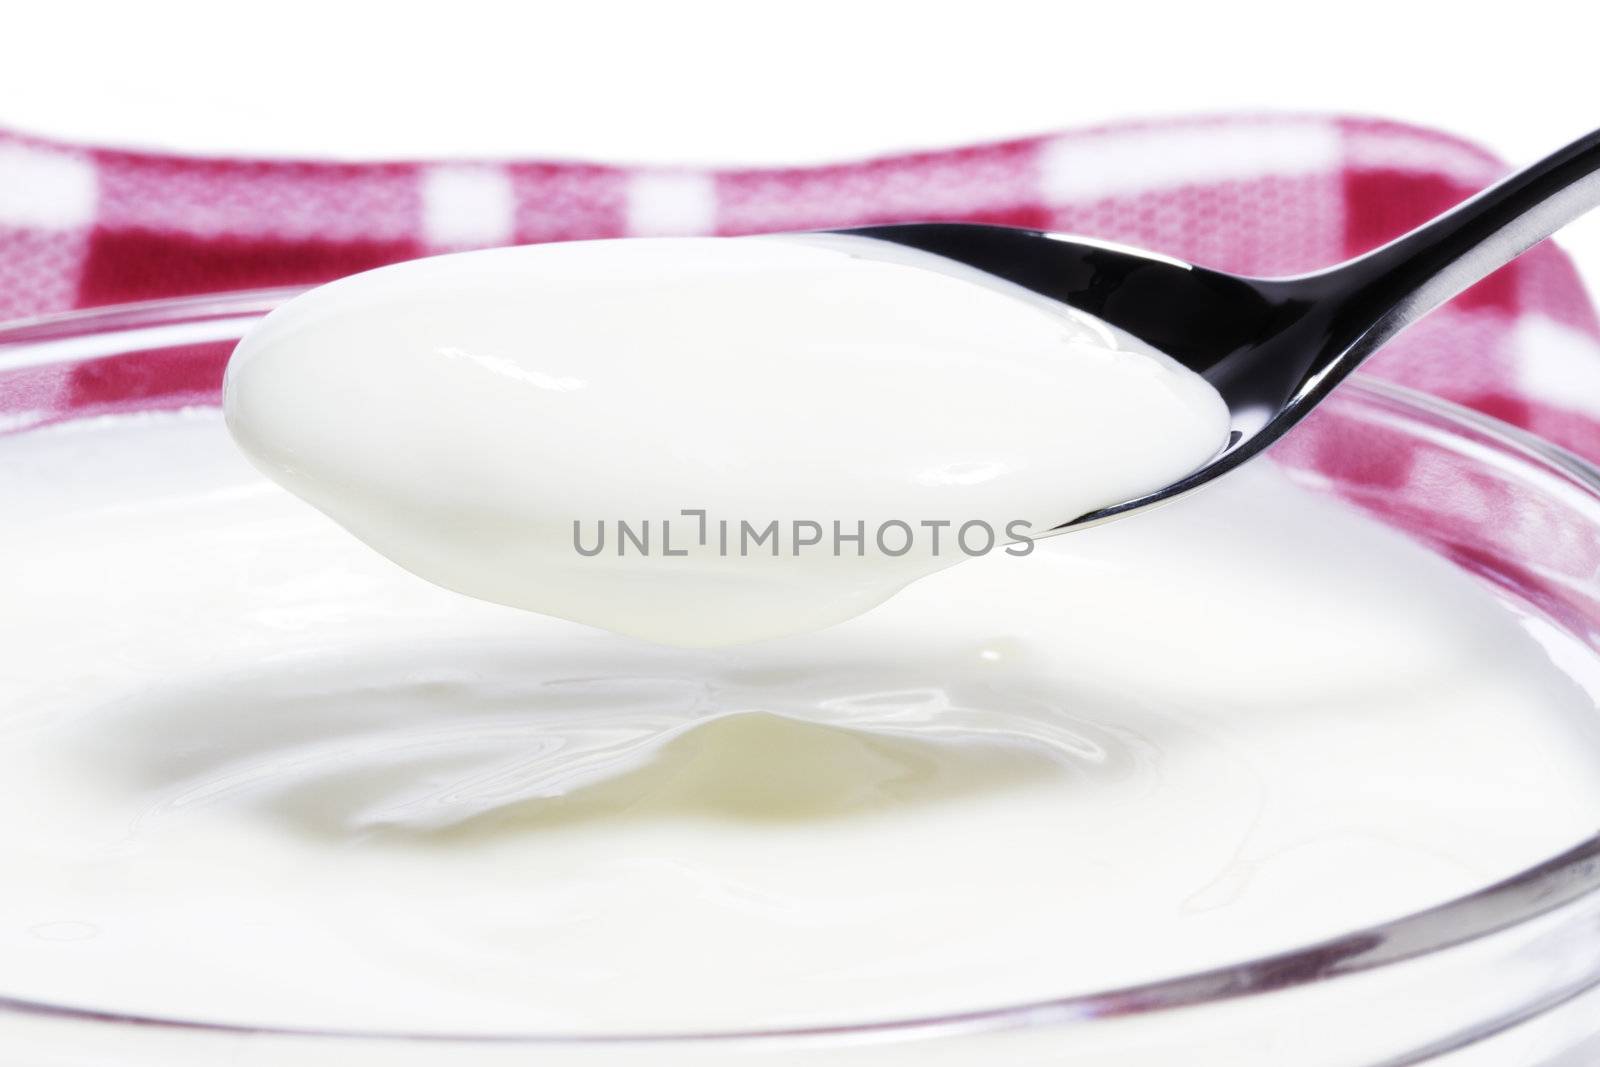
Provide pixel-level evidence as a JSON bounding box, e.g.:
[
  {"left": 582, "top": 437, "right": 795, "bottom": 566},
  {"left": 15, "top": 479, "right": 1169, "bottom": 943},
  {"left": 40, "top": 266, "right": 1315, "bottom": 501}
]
[
  {"left": 97, "top": 653, "right": 1121, "bottom": 838},
  {"left": 3, "top": 409, "right": 1599, "bottom": 1035}
]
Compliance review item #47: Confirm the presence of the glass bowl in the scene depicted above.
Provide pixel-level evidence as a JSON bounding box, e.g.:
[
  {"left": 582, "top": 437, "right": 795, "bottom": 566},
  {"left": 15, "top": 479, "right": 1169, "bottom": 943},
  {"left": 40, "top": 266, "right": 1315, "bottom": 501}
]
[{"left": 2, "top": 292, "right": 1599, "bottom": 1067}]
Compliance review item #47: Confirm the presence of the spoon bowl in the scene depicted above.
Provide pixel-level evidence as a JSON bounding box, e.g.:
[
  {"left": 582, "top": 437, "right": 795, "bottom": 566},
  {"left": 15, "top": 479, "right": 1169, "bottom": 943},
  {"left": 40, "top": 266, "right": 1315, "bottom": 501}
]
[{"left": 842, "top": 126, "right": 1600, "bottom": 529}]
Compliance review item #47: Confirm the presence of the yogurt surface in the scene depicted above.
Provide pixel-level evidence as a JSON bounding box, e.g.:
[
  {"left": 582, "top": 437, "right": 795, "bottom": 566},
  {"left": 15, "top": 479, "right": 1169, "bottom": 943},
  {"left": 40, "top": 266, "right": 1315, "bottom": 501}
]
[{"left": 2, "top": 409, "right": 1598, "bottom": 1034}]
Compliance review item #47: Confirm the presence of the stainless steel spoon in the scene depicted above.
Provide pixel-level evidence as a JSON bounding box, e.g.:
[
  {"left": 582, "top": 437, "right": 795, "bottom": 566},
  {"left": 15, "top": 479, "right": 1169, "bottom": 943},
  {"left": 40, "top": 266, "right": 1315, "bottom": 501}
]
[{"left": 840, "top": 126, "right": 1600, "bottom": 530}]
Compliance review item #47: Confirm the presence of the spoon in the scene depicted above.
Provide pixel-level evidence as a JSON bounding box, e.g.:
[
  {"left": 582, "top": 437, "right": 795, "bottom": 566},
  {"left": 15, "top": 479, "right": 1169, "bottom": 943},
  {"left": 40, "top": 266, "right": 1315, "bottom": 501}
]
[{"left": 841, "top": 126, "right": 1600, "bottom": 531}]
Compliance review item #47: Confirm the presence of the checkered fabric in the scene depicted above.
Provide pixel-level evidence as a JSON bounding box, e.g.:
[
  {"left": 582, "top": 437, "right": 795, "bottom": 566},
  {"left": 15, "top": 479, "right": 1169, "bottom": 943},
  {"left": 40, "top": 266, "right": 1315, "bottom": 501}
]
[{"left": 2, "top": 114, "right": 1598, "bottom": 458}]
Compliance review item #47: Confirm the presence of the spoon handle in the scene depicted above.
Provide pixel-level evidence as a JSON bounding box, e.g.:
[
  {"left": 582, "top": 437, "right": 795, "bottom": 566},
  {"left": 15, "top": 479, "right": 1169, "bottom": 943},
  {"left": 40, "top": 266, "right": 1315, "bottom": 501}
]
[{"left": 1323, "top": 126, "right": 1600, "bottom": 357}]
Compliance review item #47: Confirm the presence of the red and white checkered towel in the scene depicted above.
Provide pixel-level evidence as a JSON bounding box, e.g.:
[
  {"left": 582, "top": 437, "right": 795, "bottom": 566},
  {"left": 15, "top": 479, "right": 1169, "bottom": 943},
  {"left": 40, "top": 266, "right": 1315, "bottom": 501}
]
[{"left": 3, "top": 113, "right": 1600, "bottom": 459}]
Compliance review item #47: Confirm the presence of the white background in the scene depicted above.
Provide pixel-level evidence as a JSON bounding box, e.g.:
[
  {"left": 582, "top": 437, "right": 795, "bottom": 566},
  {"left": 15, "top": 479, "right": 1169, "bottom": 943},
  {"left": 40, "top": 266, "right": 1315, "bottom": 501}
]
[{"left": 4, "top": 0, "right": 1600, "bottom": 288}]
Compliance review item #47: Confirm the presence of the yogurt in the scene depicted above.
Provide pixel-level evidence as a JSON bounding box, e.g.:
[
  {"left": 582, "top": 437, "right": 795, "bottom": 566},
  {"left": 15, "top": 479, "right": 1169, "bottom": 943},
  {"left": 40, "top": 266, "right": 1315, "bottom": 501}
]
[
  {"left": 1, "top": 409, "right": 1598, "bottom": 1036},
  {"left": 223, "top": 236, "right": 1229, "bottom": 645}
]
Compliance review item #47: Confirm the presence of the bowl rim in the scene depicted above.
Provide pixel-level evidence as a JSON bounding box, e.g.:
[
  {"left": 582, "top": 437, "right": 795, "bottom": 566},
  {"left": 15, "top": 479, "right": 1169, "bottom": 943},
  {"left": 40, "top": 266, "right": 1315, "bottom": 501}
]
[{"left": 2, "top": 289, "right": 1600, "bottom": 1047}]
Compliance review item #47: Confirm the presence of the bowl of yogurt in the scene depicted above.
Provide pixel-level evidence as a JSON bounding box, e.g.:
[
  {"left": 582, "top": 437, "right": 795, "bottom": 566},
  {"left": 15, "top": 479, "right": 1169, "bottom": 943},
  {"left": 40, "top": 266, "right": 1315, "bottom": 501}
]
[{"left": 2, "top": 286, "right": 1599, "bottom": 1066}]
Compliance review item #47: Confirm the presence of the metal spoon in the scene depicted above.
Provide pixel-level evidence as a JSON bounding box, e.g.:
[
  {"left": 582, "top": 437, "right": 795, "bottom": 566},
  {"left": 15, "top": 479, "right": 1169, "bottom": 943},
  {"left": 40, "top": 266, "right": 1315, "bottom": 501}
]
[{"left": 841, "top": 126, "right": 1600, "bottom": 530}]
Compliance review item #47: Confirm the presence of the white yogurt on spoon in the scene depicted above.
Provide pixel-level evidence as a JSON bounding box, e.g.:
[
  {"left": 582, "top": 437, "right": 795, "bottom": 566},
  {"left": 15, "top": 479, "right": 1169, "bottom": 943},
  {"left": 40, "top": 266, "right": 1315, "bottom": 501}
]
[{"left": 223, "top": 235, "right": 1229, "bottom": 645}]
